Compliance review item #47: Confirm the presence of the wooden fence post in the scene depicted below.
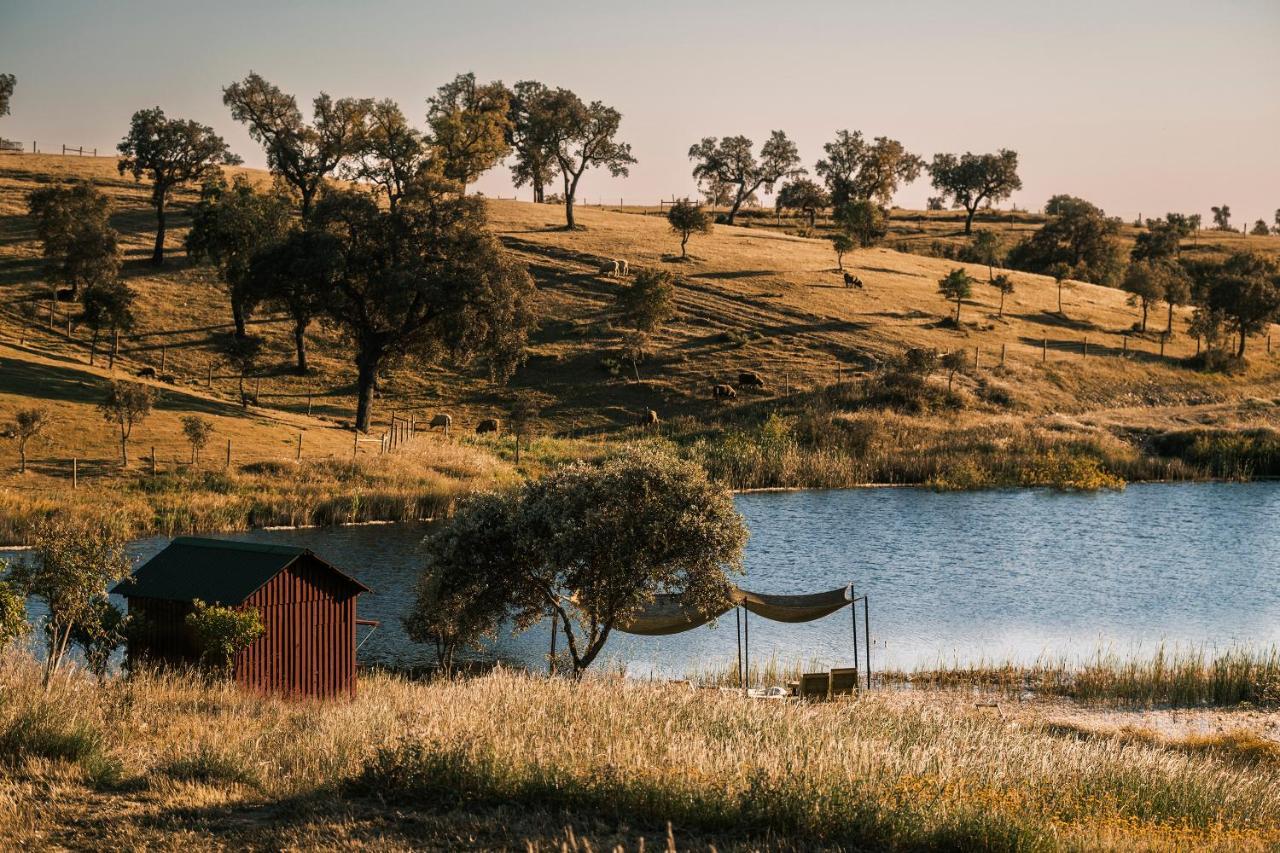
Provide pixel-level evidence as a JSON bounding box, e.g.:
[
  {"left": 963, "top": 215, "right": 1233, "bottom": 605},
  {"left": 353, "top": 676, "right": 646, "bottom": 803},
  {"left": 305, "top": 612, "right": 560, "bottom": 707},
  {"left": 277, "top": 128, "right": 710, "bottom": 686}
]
[
  {"left": 72, "top": 457, "right": 77, "bottom": 490},
  {"left": 1042, "top": 338, "right": 1048, "bottom": 362},
  {"left": 296, "top": 432, "right": 302, "bottom": 460},
  {"left": 225, "top": 439, "right": 231, "bottom": 470},
  {"left": 1160, "top": 335, "right": 1166, "bottom": 357},
  {"left": 974, "top": 346, "right": 980, "bottom": 369},
  {"left": 1123, "top": 335, "right": 1128, "bottom": 356},
  {"left": 1000, "top": 343, "right": 1006, "bottom": 366},
  {"left": 150, "top": 446, "right": 156, "bottom": 476}
]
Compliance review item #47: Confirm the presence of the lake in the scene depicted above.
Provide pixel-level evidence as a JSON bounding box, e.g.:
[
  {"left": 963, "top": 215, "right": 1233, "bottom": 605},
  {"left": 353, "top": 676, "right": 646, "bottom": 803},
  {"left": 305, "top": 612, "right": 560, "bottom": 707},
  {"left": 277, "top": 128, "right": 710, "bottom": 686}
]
[{"left": 6, "top": 482, "right": 1279, "bottom": 677}]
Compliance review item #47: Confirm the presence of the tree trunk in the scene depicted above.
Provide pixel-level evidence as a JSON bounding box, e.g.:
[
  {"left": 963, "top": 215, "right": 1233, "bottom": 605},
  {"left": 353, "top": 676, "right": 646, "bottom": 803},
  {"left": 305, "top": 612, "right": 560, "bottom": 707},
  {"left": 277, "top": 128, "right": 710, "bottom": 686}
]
[
  {"left": 533, "top": 183, "right": 544, "bottom": 204},
  {"left": 120, "top": 427, "right": 129, "bottom": 466},
  {"left": 1140, "top": 301, "right": 1148, "bottom": 332},
  {"left": 726, "top": 189, "right": 746, "bottom": 225},
  {"left": 1057, "top": 282, "right": 1064, "bottom": 314},
  {"left": 300, "top": 186, "right": 315, "bottom": 220},
  {"left": 681, "top": 233, "right": 689, "bottom": 258},
  {"left": 963, "top": 204, "right": 977, "bottom": 235},
  {"left": 293, "top": 318, "right": 309, "bottom": 374},
  {"left": 354, "top": 354, "right": 380, "bottom": 433},
  {"left": 231, "top": 299, "right": 247, "bottom": 339},
  {"left": 89, "top": 331, "right": 98, "bottom": 365},
  {"left": 18, "top": 443, "right": 25, "bottom": 474},
  {"left": 998, "top": 290, "right": 1005, "bottom": 317},
  {"left": 151, "top": 198, "right": 167, "bottom": 265},
  {"left": 808, "top": 208, "right": 816, "bottom": 229},
  {"left": 1166, "top": 302, "right": 1175, "bottom": 337},
  {"left": 1237, "top": 327, "right": 1247, "bottom": 358},
  {"left": 955, "top": 297, "right": 962, "bottom": 324}
]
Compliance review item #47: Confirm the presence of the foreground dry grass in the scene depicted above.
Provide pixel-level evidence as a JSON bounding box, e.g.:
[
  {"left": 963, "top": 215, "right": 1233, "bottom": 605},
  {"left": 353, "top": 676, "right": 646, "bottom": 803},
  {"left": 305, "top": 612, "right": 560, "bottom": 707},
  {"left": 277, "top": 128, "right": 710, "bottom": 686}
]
[{"left": 0, "top": 653, "right": 1277, "bottom": 851}]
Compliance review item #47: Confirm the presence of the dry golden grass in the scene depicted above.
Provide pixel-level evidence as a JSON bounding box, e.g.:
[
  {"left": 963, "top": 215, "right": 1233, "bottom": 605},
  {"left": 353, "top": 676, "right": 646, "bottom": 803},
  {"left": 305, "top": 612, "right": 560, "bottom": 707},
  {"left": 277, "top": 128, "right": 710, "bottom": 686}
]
[{"left": 0, "top": 651, "right": 1277, "bottom": 851}]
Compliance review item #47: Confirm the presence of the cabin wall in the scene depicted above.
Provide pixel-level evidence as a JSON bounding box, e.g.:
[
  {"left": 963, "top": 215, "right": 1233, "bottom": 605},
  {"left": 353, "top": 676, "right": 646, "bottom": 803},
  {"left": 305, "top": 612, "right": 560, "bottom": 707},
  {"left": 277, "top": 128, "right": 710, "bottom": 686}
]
[
  {"left": 126, "top": 598, "right": 199, "bottom": 668},
  {"left": 236, "top": 556, "right": 358, "bottom": 698}
]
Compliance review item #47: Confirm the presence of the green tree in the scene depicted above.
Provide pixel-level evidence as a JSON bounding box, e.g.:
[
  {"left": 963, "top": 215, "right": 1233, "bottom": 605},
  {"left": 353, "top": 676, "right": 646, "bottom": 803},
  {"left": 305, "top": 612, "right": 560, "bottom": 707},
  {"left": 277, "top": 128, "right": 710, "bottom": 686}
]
[
  {"left": 98, "top": 380, "right": 154, "bottom": 465},
  {"left": 186, "top": 599, "right": 265, "bottom": 676},
  {"left": 814, "top": 130, "right": 924, "bottom": 207},
  {"left": 830, "top": 232, "right": 854, "bottom": 271},
  {"left": 689, "top": 131, "right": 801, "bottom": 225},
  {"left": 1210, "top": 205, "right": 1231, "bottom": 231},
  {"left": 0, "top": 574, "right": 28, "bottom": 651},
  {"left": 836, "top": 200, "right": 887, "bottom": 250},
  {"left": 517, "top": 446, "right": 747, "bottom": 674},
  {"left": 0, "top": 73, "right": 14, "bottom": 118},
  {"left": 617, "top": 268, "right": 677, "bottom": 332},
  {"left": 1162, "top": 264, "right": 1192, "bottom": 337},
  {"left": 989, "top": 273, "right": 1015, "bottom": 317},
  {"left": 666, "top": 200, "right": 712, "bottom": 258},
  {"left": 223, "top": 73, "right": 367, "bottom": 217},
  {"left": 181, "top": 415, "right": 214, "bottom": 464},
  {"left": 1203, "top": 251, "right": 1280, "bottom": 357},
  {"left": 10, "top": 518, "right": 131, "bottom": 688},
  {"left": 8, "top": 408, "right": 50, "bottom": 474},
  {"left": 185, "top": 174, "right": 292, "bottom": 338},
  {"left": 309, "top": 186, "right": 536, "bottom": 432},
  {"left": 1122, "top": 260, "right": 1170, "bottom": 332},
  {"left": 937, "top": 268, "right": 974, "bottom": 324},
  {"left": 1132, "top": 216, "right": 1188, "bottom": 262},
  {"left": 774, "top": 178, "right": 829, "bottom": 228},
  {"left": 26, "top": 183, "right": 121, "bottom": 299},
  {"left": 405, "top": 491, "right": 526, "bottom": 674},
  {"left": 79, "top": 279, "right": 135, "bottom": 366},
  {"left": 507, "top": 80, "right": 559, "bottom": 203},
  {"left": 352, "top": 98, "right": 426, "bottom": 211},
  {"left": 536, "top": 89, "right": 636, "bottom": 229},
  {"left": 941, "top": 349, "right": 968, "bottom": 392},
  {"left": 247, "top": 228, "right": 337, "bottom": 373},
  {"left": 971, "top": 230, "right": 1002, "bottom": 279},
  {"left": 1250, "top": 219, "right": 1270, "bottom": 236},
  {"left": 1050, "top": 263, "right": 1075, "bottom": 315},
  {"left": 1006, "top": 195, "right": 1126, "bottom": 287},
  {"left": 927, "top": 149, "right": 1022, "bottom": 234},
  {"left": 221, "top": 335, "right": 263, "bottom": 407},
  {"left": 426, "top": 73, "right": 512, "bottom": 192},
  {"left": 69, "top": 596, "right": 128, "bottom": 681},
  {"left": 117, "top": 107, "right": 238, "bottom": 264}
]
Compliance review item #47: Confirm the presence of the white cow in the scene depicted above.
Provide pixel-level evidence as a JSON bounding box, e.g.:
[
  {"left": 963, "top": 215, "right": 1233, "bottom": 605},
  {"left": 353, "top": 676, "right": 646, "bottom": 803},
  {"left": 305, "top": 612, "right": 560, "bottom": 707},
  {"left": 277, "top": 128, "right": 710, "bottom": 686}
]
[{"left": 616, "top": 259, "right": 630, "bottom": 277}]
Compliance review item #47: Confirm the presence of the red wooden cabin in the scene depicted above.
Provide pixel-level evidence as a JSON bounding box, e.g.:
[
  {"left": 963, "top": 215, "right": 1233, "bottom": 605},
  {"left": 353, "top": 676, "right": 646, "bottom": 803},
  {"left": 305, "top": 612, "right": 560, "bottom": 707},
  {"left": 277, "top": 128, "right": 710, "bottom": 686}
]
[{"left": 113, "top": 537, "right": 371, "bottom": 698}]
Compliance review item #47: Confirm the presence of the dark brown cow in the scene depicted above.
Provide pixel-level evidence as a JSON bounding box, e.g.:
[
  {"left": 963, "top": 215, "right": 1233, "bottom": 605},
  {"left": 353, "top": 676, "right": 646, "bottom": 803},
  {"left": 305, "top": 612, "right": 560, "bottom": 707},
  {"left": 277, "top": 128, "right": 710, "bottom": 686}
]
[
  {"left": 476, "top": 417, "right": 501, "bottom": 434},
  {"left": 738, "top": 370, "right": 765, "bottom": 388},
  {"left": 712, "top": 384, "right": 737, "bottom": 400}
]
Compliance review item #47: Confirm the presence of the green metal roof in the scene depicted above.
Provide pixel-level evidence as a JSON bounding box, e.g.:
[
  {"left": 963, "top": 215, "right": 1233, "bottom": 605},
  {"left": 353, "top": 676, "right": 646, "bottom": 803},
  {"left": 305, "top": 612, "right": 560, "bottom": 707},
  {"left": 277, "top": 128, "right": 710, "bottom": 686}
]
[{"left": 111, "top": 536, "right": 369, "bottom": 605}]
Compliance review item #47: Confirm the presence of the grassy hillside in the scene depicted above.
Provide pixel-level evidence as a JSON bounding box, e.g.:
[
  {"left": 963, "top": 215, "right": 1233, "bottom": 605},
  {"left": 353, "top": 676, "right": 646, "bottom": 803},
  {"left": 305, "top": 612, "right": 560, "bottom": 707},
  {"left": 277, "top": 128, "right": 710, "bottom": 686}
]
[
  {"left": 2, "top": 153, "right": 1279, "bottom": 526},
  {"left": 1, "top": 651, "right": 1277, "bottom": 850}
]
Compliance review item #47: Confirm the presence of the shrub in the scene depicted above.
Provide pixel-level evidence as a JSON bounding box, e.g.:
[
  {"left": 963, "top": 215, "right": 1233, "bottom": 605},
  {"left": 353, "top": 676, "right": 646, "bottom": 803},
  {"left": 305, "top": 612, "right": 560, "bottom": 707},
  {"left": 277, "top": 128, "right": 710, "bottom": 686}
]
[{"left": 185, "top": 600, "right": 265, "bottom": 675}]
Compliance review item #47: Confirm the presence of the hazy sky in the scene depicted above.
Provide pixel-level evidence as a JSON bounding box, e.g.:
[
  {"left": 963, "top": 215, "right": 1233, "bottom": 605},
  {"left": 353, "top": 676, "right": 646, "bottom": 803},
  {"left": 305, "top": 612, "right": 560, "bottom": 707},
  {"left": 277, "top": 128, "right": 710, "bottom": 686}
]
[{"left": 3, "top": 0, "right": 1277, "bottom": 223}]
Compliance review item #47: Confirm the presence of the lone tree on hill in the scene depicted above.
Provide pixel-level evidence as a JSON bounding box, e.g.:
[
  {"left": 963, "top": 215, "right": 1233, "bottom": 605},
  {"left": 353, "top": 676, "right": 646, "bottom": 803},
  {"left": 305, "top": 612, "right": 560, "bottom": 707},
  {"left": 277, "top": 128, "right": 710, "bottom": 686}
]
[
  {"left": 972, "top": 230, "right": 1002, "bottom": 279},
  {"left": 426, "top": 73, "right": 512, "bottom": 192},
  {"left": 536, "top": 88, "right": 635, "bottom": 229},
  {"left": 186, "top": 174, "right": 292, "bottom": 338},
  {"left": 309, "top": 186, "right": 536, "bottom": 433},
  {"left": 927, "top": 149, "right": 1022, "bottom": 234},
  {"left": 223, "top": 72, "right": 367, "bottom": 217},
  {"left": 1202, "top": 251, "right": 1280, "bottom": 358},
  {"left": 1210, "top": 205, "right": 1232, "bottom": 231},
  {"left": 247, "top": 228, "right": 338, "bottom": 373},
  {"left": 942, "top": 349, "right": 968, "bottom": 393},
  {"left": 836, "top": 200, "right": 888, "bottom": 251},
  {"left": 98, "top": 380, "right": 154, "bottom": 466},
  {"left": 117, "top": 107, "right": 239, "bottom": 264},
  {"left": 815, "top": 130, "right": 924, "bottom": 207},
  {"left": 352, "top": 98, "right": 426, "bottom": 211},
  {"left": 989, "top": 273, "right": 1015, "bottom": 317},
  {"left": 79, "top": 279, "right": 135, "bottom": 365},
  {"left": 830, "top": 232, "right": 854, "bottom": 271},
  {"left": 9, "top": 408, "right": 50, "bottom": 474},
  {"left": 617, "top": 268, "right": 677, "bottom": 332},
  {"left": 666, "top": 200, "right": 712, "bottom": 258},
  {"left": 774, "top": 178, "right": 829, "bottom": 228},
  {"left": 689, "top": 131, "right": 802, "bottom": 225},
  {"left": 0, "top": 74, "right": 13, "bottom": 118},
  {"left": 1122, "top": 260, "right": 1168, "bottom": 332},
  {"left": 508, "top": 80, "right": 560, "bottom": 203},
  {"left": 27, "top": 184, "right": 121, "bottom": 299},
  {"left": 1050, "top": 262, "right": 1075, "bottom": 315},
  {"left": 937, "top": 268, "right": 975, "bottom": 324},
  {"left": 181, "top": 415, "right": 214, "bottom": 464}
]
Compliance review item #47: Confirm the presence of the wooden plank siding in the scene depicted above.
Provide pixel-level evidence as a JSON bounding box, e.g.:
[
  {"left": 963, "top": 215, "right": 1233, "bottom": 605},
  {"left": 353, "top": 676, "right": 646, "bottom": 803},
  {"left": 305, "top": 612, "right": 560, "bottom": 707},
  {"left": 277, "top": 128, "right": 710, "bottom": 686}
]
[{"left": 236, "top": 556, "right": 358, "bottom": 699}]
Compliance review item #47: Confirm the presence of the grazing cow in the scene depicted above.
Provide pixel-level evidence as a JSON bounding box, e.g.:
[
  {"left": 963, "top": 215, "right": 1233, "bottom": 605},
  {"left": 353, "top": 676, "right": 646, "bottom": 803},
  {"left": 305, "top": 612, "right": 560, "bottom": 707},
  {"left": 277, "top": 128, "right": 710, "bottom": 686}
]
[
  {"left": 158, "top": 374, "right": 176, "bottom": 384},
  {"left": 640, "top": 409, "right": 660, "bottom": 427},
  {"left": 616, "top": 259, "right": 630, "bottom": 277},
  {"left": 738, "top": 370, "right": 766, "bottom": 388},
  {"left": 429, "top": 413, "right": 452, "bottom": 434},
  {"left": 476, "top": 417, "right": 501, "bottom": 434},
  {"left": 712, "top": 383, "right": 737, "bottom": 400},
  {"left": 136, "top": 366, "right": 157, "bottom": 379},
  {"left": 843, "top": 272, "right": 864, "bottom": 289},
  {"left": 599, "top": 259, "right": 620, "bottom": 278}
]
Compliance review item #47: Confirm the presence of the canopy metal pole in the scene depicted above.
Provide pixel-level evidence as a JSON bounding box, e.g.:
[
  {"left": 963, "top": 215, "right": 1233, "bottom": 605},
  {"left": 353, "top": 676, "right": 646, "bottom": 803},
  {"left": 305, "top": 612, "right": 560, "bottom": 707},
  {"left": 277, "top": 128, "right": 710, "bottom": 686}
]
[
  {"left": 851, "top": 585, "right": 859, "bottom": 678},
  {"left": 863, "top": 596, "right": 871, "bottom": 691},
  {"left": 743, "top": 607, "right": 750, "bottom": 690},
  {"left": 735, "top": 606, "right": 742, "bottom": 687}
]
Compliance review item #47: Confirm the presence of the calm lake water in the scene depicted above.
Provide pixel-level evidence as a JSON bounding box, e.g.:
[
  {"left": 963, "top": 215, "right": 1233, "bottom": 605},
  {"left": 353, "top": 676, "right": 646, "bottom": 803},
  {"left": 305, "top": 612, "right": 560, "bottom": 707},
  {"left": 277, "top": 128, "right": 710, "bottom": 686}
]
[{"left": 6, "top": 482, "right": 1280, "bottom": 676}]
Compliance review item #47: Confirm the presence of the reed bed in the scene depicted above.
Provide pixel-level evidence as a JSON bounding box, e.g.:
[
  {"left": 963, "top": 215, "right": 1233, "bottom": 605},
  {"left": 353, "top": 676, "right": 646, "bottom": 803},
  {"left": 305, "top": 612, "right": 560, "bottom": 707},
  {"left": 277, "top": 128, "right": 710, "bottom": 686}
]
[{"left": 0, "top": 651, "right": 1275, "bottom": 850}]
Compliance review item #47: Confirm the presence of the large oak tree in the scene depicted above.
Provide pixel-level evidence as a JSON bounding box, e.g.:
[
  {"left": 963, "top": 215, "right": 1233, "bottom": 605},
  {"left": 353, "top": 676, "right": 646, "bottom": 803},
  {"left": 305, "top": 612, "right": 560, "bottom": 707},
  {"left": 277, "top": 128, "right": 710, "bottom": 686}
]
[
  {"left": 531, "top": 88, "right": 635, "bottom": 229},
  {"left": 815, "top": 130, "right": 923, "bottom": 207},
  {"left": 689, "top": 131, "right": 801, "bottom": 225},
  {"left": 927, "top": 149, "right": 1022, "bottom": 234},
  {"left": 425, "top": 73, "right": 511, "bottom": 192}
]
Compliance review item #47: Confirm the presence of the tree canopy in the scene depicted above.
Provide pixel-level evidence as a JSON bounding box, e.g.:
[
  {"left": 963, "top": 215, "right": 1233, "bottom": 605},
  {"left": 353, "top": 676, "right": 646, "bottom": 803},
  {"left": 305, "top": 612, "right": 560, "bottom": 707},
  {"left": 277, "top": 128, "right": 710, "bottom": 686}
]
[
  {"left": 532, "top": 88, "right": 635, "bottom": 228},
  {"left": 507, "top": 80, "right": 559, "bottom": 203},
  {"left": 937, "top": 268, "right": 975, "bottom": 324},
  {"left": 425, "top": 72, "right": 512, "bottom": 191},
  {"left": 835, "top": 200, "right": 887, "bottom": 250},
  {"left": 689, "top": 131, "right": 801, "bottom": 225},
  {"left": 79, "top": 280, "right": 135, "bottom": 364},
  {"left": 0, "top": 74, "right": 14, "bottom": 118},
  {"left": 117, "top": 107, "right": 238, "bottom": 264},
  {"left": 1006, "top": 195, "right": 1126, "bottom": 287},
  {"left": 247, "top": 228, "right": 337, "bottom": 373},
  {"left": 774, "top": 178, "right": 829, "bottom": 228},
  {"left": 309, "top": 184, "right": 536, "bottom": 432},
  {"left": 26, "top": 183, "right": 121, "bottom": 298},
  {"left": 617, "top": 268, "right": 677, "bottom": 332},
  {"left": 666, "top": 200, "right": 712, "bottom": 257},
  {"left": 815, "top": 130, "right": 923, "bottom": 207},
  {"left": 927, "top": 149, "right": 1022, "bottom": 234},
  {"left": 1202, "top": 251, "right": 1280, "bottom": 357},
  {"left": 352, "top": 98, "right": 426, "bottom": 211},
  {"left": 223, "top": 73, "right": 367, "bottom": 217}
]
